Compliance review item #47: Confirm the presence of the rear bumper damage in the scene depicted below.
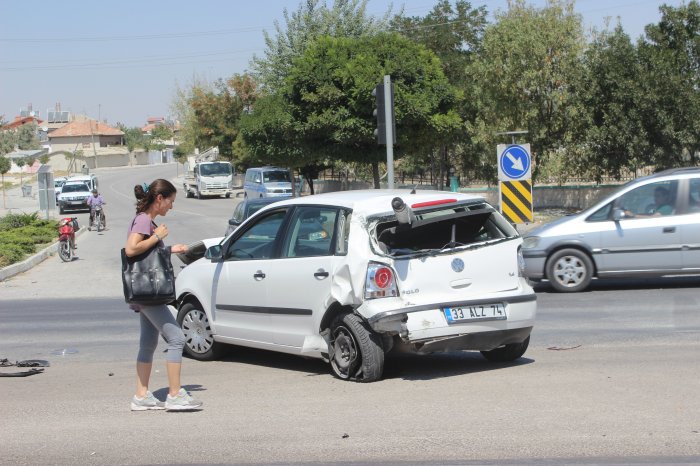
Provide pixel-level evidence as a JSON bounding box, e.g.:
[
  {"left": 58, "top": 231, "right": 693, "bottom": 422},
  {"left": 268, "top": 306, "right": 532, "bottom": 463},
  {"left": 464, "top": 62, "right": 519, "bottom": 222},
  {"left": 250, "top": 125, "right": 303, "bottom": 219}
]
[{"left": 361, "top": 293, "right": 536, "bottom": 353}]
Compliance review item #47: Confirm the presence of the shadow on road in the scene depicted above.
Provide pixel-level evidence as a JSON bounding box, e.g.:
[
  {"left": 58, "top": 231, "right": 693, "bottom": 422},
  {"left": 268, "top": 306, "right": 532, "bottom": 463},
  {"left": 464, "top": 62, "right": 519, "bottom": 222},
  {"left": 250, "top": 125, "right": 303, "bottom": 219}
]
[
  {"left": 533, "top": 275, "right": 700, "bottom": 294},
  {"left": 189, "top": 345, "right": 534, "bottom": 382}
]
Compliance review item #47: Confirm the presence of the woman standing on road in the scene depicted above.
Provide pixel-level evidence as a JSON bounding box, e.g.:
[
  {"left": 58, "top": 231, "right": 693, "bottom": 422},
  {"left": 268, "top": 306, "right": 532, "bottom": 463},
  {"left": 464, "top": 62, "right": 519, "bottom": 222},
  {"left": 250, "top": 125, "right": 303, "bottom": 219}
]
[{"left": 124, "top": 178, "right": 202, "bottom": 412}]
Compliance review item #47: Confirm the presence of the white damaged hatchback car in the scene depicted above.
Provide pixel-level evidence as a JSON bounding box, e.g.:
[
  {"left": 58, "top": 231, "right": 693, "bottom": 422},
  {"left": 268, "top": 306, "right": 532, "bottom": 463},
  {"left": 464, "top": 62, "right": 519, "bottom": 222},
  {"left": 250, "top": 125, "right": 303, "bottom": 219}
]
[{"left": 173, "top": 190, "right": 536, "bottom": 382}]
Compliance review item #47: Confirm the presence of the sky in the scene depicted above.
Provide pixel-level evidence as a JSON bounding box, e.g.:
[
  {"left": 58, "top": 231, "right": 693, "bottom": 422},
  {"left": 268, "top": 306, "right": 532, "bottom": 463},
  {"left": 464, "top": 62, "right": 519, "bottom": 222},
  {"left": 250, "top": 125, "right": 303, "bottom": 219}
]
[{"left": 0, "top": 0, "right": 687, "bottom": 129}]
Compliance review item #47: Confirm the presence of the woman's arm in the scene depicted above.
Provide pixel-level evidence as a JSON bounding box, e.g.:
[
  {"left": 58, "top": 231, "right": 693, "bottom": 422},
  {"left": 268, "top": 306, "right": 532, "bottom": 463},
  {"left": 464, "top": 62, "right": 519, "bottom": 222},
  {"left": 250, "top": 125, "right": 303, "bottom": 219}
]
[{"left": 125, "top": 231, "right": 161, "bottom": 257}]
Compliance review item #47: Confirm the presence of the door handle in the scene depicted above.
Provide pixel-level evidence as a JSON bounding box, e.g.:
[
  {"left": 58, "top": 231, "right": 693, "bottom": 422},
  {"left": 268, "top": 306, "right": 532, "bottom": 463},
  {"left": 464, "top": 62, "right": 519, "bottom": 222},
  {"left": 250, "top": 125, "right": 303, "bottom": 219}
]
[
  {"left": 314, "top": 270, "right": 329, "bottom": 279},
  {"left": 662, "top": 227, "right": 676, "bottom": 233},
  {"left": 253, "top": 270, "right": 266, "bottom": 280}
]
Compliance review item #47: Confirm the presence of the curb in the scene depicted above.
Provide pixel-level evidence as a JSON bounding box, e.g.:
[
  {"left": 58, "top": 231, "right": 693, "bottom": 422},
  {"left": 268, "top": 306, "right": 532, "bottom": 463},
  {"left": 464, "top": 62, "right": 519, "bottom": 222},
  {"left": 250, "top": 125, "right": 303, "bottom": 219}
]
[{"left": 0, "top": 227, "right": 88, "bottom": 282}]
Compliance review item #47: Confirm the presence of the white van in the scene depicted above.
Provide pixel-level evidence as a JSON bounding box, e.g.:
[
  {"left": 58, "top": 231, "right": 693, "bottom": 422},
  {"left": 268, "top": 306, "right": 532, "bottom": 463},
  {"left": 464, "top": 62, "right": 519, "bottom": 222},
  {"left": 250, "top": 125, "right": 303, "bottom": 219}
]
[
  {"left": 67, "top": 174, "right": 98, "bottom": 192},
  {"left": 243, "top": 167, "right": 293, "bottom": 198}
]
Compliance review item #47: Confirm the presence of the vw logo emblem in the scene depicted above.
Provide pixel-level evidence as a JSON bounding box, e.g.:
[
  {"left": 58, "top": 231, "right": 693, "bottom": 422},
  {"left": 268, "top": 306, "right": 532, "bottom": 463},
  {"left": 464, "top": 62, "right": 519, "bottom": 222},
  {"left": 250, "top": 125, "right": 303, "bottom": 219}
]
[{"left": 451, "top": 258, "right": 464, "bottom": 273}]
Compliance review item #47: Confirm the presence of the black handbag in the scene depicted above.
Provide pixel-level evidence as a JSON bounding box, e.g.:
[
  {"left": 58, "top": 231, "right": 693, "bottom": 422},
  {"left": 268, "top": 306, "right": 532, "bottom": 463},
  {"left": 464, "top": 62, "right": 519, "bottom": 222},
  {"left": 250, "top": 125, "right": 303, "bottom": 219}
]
[{"left": 121, "top": 246, "right": 175, "bottom": 305}]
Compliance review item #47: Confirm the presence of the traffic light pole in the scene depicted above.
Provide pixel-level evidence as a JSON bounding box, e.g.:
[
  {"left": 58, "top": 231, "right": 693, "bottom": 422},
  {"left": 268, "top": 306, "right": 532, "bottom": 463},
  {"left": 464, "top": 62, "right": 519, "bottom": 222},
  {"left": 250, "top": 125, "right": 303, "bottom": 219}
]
[{"left": 383, "top": 75, "right": 394, "bottom": 189}]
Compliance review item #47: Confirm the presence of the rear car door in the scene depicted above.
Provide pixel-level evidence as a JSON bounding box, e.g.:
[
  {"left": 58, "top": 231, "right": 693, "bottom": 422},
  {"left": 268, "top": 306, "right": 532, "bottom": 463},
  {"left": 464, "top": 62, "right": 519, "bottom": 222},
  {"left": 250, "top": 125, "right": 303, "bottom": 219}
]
[
  {"left": 263, "top": 206, "right": 345, "bottom": 347},
  {"left": 680, "top": 177, "right": 700, "bottom": 270}
]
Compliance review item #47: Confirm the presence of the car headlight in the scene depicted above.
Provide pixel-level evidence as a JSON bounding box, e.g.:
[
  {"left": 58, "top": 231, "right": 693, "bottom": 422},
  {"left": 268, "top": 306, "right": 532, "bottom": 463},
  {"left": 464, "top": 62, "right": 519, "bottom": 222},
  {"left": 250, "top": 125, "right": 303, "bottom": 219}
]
[{"left": 522, "top": 236, "right": 540, "bottom": 249}]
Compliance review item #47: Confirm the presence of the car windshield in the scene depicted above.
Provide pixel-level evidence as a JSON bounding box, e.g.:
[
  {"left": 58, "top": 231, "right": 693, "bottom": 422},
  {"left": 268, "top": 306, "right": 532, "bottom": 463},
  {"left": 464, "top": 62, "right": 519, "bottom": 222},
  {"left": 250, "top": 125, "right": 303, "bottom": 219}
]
[
  {"left": 199, "top": 163, "right": 232, "bottom": 176},
  {"left": 374, "top": 202, "right": 516, "bottom": 257},
  {"left": 62, "top": 183, "right": 89, "bottom": 193},
  {"left": 263, "top": 170, "right": 290, "bottom": 183}
]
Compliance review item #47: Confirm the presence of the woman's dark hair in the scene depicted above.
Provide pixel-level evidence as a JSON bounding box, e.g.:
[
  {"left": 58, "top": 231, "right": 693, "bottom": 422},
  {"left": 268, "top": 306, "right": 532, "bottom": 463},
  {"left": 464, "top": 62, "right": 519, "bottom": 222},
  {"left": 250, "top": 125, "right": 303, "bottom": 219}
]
[{"left": 134, "top": 179, "right": 177, "bottom": 213}]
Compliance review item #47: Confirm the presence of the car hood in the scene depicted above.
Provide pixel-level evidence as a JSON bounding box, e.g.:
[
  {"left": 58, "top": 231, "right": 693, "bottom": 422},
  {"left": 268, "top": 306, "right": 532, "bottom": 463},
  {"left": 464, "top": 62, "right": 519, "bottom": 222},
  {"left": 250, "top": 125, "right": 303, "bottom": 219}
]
[{"left": 524, "top": 213, "right": 582, "bottom": 238}]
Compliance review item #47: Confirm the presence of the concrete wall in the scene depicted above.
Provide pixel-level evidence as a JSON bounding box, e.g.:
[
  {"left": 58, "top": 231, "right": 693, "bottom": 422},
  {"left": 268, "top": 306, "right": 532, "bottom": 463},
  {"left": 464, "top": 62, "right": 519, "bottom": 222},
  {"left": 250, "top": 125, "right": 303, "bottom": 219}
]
[{"left": 302, "top": 179, "right": 621, "bottom": 211}]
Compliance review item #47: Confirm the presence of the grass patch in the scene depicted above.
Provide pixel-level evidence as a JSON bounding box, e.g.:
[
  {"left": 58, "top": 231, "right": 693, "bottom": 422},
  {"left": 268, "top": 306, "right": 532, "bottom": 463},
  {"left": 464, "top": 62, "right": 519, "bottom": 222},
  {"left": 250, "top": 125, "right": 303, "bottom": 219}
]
[{"left": 0, "top": 212, "right": 58, "bottom": 268}]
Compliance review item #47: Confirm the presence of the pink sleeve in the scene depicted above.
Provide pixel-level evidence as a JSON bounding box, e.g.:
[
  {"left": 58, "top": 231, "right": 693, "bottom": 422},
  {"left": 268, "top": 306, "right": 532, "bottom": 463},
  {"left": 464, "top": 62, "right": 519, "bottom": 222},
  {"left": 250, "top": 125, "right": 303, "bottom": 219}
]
[{"left": 128, "top": 213, "right": 153, "bottom": 237}]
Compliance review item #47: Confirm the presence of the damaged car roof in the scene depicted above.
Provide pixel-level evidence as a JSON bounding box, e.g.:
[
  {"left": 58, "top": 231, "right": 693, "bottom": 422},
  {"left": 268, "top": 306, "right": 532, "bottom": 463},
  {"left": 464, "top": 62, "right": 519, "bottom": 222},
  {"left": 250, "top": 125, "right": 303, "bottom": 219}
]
[{"left": 260, "top": 189, "right": 487, "bottom": 212}]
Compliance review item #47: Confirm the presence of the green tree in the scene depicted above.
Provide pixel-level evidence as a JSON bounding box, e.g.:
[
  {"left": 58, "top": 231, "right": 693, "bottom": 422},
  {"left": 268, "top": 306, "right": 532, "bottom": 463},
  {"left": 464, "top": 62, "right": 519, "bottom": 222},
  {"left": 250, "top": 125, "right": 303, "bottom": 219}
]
[
  {"left": 118, "top": 125, "right": 145, "bottom": 153},
  {"left": 637, "top": 0, "right": 700, "bottom": 168},
  {"left": 577, "top": 25, "right": 647, "bottom": 181},
  {"left": 250, "top": 0, "right": 392, "bottom": 92},
  {"left": 0, "top": 155, "right": 10, "bottom": 208},
  {"left": 150, "top": 124, "right": 173, "bottom": 152},
  {"left": 242, "top": 33, "right": 460, "bottom": 189},
  {"left": 467, "top": 0, "right": 587, "bottom": 181},
  {"left": 15, "top": 157, "right": 26, "bottom": 185},
  {"left": 391, "top": 0, "right": 488, "bottom": 186},
  {"left": 16, "top": 123, "right": 41, "bottom": 150},
  {"left": 0, "top": 131, "right": 16, "bottom": 156},
  {"left": 170, "top": 76, "right": 212, "bottom": 155}
]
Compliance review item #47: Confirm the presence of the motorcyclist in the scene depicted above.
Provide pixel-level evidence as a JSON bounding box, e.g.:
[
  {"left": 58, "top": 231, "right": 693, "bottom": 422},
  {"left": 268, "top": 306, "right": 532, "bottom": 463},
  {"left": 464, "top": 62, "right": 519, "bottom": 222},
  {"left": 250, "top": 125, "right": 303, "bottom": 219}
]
[{"left": 86, "top": 188, "right": 106, "bottom": 228}]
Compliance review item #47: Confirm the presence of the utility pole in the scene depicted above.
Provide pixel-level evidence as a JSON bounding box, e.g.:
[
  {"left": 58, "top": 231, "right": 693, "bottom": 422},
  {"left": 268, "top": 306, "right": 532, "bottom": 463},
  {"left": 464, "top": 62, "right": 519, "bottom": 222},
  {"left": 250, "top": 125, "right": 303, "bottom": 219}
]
[{"left": 372, "top": 75, "right": 396, "bottom": 189}]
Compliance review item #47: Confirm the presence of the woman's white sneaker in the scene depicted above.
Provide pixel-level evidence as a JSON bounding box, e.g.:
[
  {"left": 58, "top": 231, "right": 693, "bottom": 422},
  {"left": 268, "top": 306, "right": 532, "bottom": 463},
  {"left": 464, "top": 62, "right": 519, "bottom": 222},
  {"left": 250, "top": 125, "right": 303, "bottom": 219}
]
[
  {"left": 130, "top": 391, "right": 165, "bottom": 411},
  {"left": 165, "top": 388, "right": 203, "bottom": 411}
]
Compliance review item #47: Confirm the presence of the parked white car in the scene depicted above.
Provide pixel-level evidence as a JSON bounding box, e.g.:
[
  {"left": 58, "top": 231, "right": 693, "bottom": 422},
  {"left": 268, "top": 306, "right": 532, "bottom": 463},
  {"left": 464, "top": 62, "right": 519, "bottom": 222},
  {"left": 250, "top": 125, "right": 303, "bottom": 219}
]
[{"left": 172, "top": 190, "right": 536, "bottom": 382}]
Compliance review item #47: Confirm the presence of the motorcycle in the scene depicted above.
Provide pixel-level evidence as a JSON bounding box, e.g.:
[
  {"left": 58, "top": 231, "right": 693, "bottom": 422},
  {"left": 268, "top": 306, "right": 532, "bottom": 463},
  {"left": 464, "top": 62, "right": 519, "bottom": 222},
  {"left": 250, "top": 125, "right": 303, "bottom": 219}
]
[
  {"left": 58, "top": 217, "right": 78, "bottom": 262},
  {"left": 89, "top": 205, "right": 105, "bottom": 232}
]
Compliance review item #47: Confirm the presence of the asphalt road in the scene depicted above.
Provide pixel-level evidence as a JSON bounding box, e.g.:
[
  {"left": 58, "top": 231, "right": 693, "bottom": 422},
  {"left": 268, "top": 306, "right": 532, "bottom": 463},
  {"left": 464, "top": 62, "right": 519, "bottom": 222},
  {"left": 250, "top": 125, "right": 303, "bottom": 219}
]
[{"left": 0, "top": 165, "right": 699, "bottom": 465}]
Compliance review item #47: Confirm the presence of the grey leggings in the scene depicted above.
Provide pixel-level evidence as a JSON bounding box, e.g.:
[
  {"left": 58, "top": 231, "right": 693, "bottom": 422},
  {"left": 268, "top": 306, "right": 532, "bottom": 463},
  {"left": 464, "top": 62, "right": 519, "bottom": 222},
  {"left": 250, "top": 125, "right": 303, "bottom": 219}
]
[{"left": 137, "top": 304, "right": 186, "bottom": 364}]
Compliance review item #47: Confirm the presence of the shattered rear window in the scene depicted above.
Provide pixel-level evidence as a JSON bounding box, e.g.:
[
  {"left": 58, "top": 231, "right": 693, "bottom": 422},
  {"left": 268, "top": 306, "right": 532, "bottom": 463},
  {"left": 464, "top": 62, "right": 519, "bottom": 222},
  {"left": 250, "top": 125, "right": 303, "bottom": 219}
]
[{"left": 373, "top": 201, "right": 517, "bottom": 256}]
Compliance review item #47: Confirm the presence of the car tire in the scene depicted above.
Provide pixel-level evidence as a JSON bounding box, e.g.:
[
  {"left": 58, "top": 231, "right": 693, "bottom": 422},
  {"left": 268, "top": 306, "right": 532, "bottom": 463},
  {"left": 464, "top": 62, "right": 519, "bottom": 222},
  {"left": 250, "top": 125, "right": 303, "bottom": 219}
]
[
  {"left": 329, "top": 313, "right": 384, "bottom": 382},
  {"left": 177, "top": 302, "right": 223, "bottom": 361},
  {"left": 546, "top": 248, "right": 594, "bottom": 292},
  {"left": 225, "top": 193, "right": 231, "bottom": 199},
  {"left": 481, "top": 336, "right": 530, "bottom": 362}
]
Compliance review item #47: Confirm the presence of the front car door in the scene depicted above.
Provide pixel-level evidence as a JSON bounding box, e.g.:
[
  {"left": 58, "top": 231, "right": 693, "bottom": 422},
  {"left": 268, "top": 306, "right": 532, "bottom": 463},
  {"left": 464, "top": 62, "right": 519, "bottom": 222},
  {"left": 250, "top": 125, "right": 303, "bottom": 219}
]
[
  {"left": 212, "top": 208, "right": 289, "bottom": 344},
  {"left": 597, "top": 180, "right": 682, "bottom": 275}
]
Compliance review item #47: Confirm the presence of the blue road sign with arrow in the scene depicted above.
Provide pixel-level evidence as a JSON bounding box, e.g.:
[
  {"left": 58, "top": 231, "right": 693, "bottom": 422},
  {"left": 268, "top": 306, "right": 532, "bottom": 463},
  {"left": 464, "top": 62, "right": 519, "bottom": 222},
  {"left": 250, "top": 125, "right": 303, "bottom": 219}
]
[{"left": 497, "top": 144, "right": 531, "bottom": 181}]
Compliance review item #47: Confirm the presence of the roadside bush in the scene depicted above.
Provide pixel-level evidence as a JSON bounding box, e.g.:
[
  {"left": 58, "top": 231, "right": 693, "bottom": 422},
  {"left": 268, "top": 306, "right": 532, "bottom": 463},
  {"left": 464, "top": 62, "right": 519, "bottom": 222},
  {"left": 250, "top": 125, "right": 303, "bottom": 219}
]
[
  {"left": 0, "top": 243, "right": 26, "bottom": 268},
  {"left": 0, "top": 212, "right": 58, "bottom": 268}
]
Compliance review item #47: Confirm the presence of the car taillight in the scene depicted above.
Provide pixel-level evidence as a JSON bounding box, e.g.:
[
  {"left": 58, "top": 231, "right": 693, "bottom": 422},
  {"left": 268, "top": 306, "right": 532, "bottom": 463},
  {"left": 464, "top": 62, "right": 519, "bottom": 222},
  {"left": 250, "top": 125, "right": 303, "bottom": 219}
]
[{"left": 365, "top": 263, "right": 398, "bottom": 299}]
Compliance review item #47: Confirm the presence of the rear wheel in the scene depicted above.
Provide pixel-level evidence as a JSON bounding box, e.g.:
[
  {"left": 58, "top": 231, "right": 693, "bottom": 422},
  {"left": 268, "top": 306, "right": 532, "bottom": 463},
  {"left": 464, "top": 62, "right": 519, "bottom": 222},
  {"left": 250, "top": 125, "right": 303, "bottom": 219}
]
[
  {"left": 177, "top": 302, "right": 222, "bottom": 361},
  {"left": 58, "top": 240, "right": 72, "bottom": 262},
  {"left": 546, "top": 248, "right": 594, "bottom": 292},
  {"left": 481, "top": 336, "right": 530, "bottom": 362},
  {"left": 329, "top": 313, "right": 384, "bottom": 382}
]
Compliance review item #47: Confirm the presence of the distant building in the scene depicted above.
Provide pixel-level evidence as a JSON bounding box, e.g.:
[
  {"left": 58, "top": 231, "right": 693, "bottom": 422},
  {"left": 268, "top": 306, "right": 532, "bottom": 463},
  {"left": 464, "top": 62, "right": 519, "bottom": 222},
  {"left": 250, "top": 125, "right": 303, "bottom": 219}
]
[{"left": 48, "top": 119, "right": 128, "bottom": 170}]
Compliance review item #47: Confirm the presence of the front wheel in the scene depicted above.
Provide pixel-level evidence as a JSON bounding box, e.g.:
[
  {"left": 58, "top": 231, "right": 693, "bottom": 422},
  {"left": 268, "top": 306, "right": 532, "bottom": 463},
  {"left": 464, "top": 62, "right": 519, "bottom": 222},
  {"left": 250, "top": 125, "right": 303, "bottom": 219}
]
[
  {"left": 177, "top": 302, "right": 222, "bottom": 361},
  {"left": 329, "top": 313, "right": 384, "bottom": 382},
  {"left": 546, "top": 248, "right": 594, "bottom": 292},
  {"left": 481, "top": 336, "right": 530, "bottom": 362},
  {"left": 58, "top": 240, "right": 72, "bottom": 262}
]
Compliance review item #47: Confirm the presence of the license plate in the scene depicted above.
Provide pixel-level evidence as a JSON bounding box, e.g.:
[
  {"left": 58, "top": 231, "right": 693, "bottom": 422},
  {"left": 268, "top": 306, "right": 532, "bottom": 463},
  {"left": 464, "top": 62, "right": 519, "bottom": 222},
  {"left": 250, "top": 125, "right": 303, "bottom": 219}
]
[
  {"left": 443, "top": 303, "right": 507, "bottom": 323},
  {"left": 70, "top": 201, "right": 83, "bottom": 205}
]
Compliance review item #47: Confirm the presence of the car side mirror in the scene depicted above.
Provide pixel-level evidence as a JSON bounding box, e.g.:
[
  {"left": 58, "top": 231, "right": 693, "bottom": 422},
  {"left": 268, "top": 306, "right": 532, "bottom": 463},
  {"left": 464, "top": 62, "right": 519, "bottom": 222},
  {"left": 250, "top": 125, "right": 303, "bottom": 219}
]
[
  {"left": 205, "top": 245, "right": 223, "bottom": 262},
  {"left": 228, "top": 218, "right": 240, "bottom": 227},
  {"left": 612, "top": 207, "right": 624, "bottom": 221}
]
